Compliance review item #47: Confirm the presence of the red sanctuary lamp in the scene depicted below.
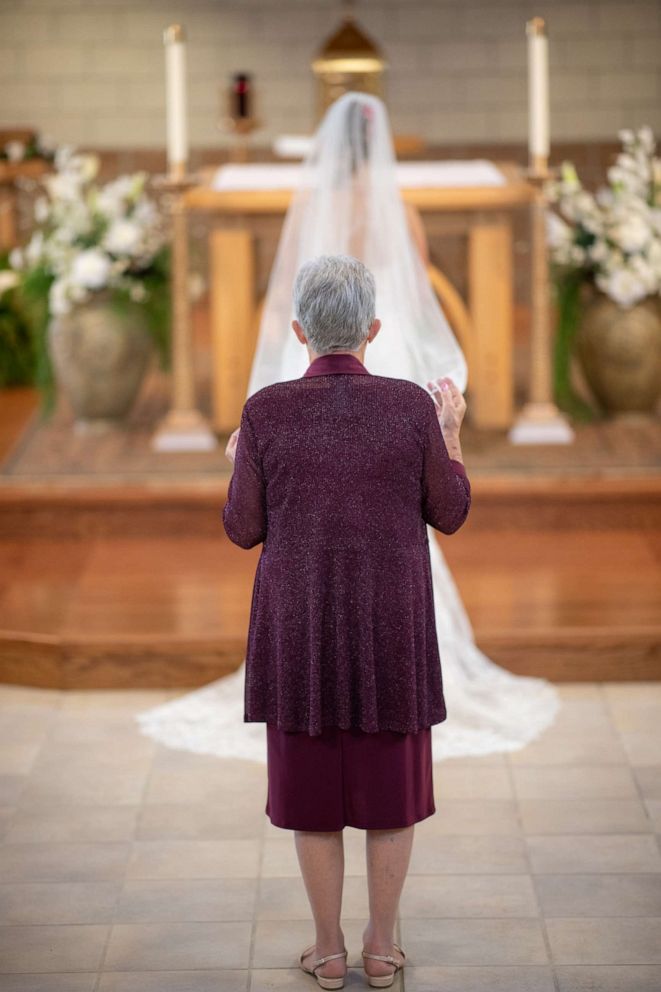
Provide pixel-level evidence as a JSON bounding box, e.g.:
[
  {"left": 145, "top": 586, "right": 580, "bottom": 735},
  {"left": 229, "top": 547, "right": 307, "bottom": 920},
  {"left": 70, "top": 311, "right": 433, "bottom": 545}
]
[
  {"left": 232, "top": 73, "right": 251, "bottom": 118},
  {"left": 220, "top": 71, "right": 261, "bottom": 162}
]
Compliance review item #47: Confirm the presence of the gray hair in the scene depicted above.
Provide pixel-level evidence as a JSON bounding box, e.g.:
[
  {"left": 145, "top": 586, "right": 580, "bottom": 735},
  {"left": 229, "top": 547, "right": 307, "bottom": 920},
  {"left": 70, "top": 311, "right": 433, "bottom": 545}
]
[{"left": 292, "top": 254, "right": 376, "bottom": 354}]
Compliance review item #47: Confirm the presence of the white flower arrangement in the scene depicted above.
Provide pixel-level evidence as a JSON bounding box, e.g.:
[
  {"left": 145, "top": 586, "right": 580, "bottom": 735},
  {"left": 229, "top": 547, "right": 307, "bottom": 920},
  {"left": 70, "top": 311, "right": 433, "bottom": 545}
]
[
  {"left": 1, "top": 130, "right": 57, "bottom": 164},
  {"left": 545, "top": 126, "right": 661, "bottom": 308},
  {"left": 9, "top": 145, "right": 169, "bottom": 317}
]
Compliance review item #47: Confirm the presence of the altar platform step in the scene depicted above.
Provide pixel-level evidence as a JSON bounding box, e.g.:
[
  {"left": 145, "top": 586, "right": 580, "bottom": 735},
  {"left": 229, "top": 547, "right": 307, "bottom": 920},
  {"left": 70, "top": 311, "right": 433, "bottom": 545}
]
[
  {"left": 1, "top": 382, "right": 659, "bottom": 689},
  {"left": 0, "top": 512, "right": 658, "bottom": 689},
  {"left": 0, "top": 457, "right": 659, "bottom": 538}
]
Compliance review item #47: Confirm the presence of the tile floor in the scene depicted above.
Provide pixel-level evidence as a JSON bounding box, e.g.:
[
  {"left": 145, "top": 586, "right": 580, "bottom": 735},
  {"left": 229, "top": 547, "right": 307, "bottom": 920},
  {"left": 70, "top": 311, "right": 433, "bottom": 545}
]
[{"left": 0, "top": 681, "right": 660, "bottom": 991}]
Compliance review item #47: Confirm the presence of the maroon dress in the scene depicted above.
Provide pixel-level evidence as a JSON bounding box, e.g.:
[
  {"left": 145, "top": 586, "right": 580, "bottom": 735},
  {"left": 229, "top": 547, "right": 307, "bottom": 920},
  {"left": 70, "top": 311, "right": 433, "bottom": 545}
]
[{"left": 223, "top": 351, "right": 471, "bottom": 830}]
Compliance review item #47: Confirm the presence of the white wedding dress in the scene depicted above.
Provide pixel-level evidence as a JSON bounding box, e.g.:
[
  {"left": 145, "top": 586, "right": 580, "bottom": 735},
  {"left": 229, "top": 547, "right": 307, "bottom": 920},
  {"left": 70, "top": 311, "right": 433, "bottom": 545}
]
[{"left": 135, "top": 93, "right": 562, "bottom": 763}]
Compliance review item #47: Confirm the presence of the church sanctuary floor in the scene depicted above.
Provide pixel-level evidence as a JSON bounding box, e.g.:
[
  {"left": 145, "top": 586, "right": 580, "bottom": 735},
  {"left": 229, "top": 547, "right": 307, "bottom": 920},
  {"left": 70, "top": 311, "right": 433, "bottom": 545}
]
[{"left": 0, "top": 681, "right": 660, "bottom": 990}]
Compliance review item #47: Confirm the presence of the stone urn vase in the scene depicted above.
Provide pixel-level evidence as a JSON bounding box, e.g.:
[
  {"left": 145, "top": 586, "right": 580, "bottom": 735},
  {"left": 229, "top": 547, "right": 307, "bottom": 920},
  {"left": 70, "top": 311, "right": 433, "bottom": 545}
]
[
  {"left": 574, "top": 290, "right": 661, "bottom": 415},
  {"left": 48, "top": 289, "right": 154, "bottom": 433}
]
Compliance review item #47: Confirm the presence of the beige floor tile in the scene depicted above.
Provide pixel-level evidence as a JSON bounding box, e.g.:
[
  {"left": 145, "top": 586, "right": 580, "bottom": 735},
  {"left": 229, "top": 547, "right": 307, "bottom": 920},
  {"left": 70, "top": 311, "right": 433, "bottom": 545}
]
[
  {"left": 125, "top": 838, "right": 261, "bottom": 880},
  {"left": 0, "top": 712, "right": 56, "bottom": 756},
  {"left": 535, "top": 872, "right": 661, "bottom": 916},
  {"left": 115, "top": 877, "right": 257, "bottom": 922},
  {"left": 645, "top": 799, "right": 661, "bottom": 829},
  {"left": 414, "top": 800, "right": 520, "bottom": 835},
  {"left": 511, "top": 764, "right": 638, "bottom": 800},
  {"left": 0, "top": 923, "right": 108, "bottom": 972},
  {"left": 0, "top": 685, "right": 62, "bottom": 709},
  {"left": 435, "top": 753, "right": 509, "bottom": 767},
  {"left": 144, "top": 759, "right": 266, "bottom": 806},
  {"left": 408, "top": 834, "right": 528, "bottom": 874},
  {"left": 607, "top": 702, "right": 661, "bottom": 734},
  {"left": 0, "top": 977, "right": 96, "bottom": 991},
  {"left": 0, "top": 804, "right": 14, "bottom": 840},
  {"left": 404, "top": 964, "right": 556, "bottom": 991},
  {"left": 0, "top": 880, "right": 120, "bottom": 925},
  {"left": 556, "top": 684, "right": 603, "bottom": 700},
  {"left": 98, "top": 973, "right": 248, "bottom": 992},
  {"left": 555, "top": 964, "right": 661, "bottom": 991},
  {"left": 633, "top": 765, "right": 661, "bottom": 799},
  {"left": 433, "top": 765, "right": 514, "bottom": 800},
  {"left": 546, "top": 917, "right": 661, "bottom": 964},
  {"left": 19, "top": 762, "right": 151, "bottom": 806},
  {"left": 0, "top": 741, "right": 44, "bottom": 775},
  {"left": 103, "top": 920, "right": 251, "bottom": 971},
  {"left": 399, "top": 917, "right": 549, "bottom": 965},
  {"left": 621, "top": 732, "right": 661, "bottom": 765},
  {"left": 0, "top": 773, "right": 27, "bottom": 806},
  {"left": 60, "top": 689, "right": 172, "bottom": 713},
  {"left": 508, "top": 730, "right": 628, "bottom": 766},
  {"left": 136, "top": 799, "right": 265, "bottom": 840},
  {"left": 149, "top": 746, "right": 266, "bottom": 785},
  {"left": 0, "top": 842, "right": 131, "bottom": 882},
  {"left": 399, "top": 873, "right": 538, "bottom": 918},
  {"left": 526, "top": 834, "right": 661, "bottom": 873},
  {"left": 546, "top": 696, "right": 614, "bottom": 734},
  {"left": 517, "top": 798, "right": 650, "bottom": 834},
  {"left": 45, "top": 715, "right": 158, "bottom": 751},
  {"left": 602, "top": 683, "right": 661, "bottom": 706},
  {"left": 32, "top": 734, "right": 151, "bottom": 765},
  {"left": 5, "top": 804, "right": 139, "bottom": 843}
]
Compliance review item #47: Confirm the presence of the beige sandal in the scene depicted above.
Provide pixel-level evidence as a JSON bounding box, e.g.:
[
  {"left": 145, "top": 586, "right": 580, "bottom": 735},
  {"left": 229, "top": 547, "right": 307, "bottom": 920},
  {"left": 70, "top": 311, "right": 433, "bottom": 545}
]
[
  {"left": 299, "top": 943, "right": 348, "bottom": 990},
  {"left": 361, "top": 941, "right": 406, "bottom": 988}
]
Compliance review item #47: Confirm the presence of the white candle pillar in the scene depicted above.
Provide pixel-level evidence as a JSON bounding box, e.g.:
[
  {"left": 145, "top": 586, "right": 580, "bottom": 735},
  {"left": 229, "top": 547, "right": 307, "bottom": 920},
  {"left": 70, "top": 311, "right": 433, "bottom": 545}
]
[
  {"left": 527, "top": 16, "right": 549, "bottom": 174},
  {"left": 164, "top": 23, "right": 188, "bottom": 180}
]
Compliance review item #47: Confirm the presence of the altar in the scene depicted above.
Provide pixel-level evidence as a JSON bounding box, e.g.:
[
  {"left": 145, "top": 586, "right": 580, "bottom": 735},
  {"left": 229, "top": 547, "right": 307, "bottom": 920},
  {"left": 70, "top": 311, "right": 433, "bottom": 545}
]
[{"left": 186, "top": 159, "right": 536, "bottom": 433}]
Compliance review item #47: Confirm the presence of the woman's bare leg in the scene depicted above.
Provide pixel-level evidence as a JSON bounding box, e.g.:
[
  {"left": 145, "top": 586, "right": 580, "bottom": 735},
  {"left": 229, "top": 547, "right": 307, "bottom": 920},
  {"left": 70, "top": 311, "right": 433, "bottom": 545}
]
[
  {"left": 294, "top": 829, "right": 347, "bottom": 979},
  {"left": 362, "top": 825, "right": 414, "bottom": 978}
]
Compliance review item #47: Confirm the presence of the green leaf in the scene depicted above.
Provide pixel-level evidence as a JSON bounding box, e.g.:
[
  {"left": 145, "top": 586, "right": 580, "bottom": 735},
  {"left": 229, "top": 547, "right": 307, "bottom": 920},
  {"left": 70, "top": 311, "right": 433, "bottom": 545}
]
[{"left": 551, "top": 268, "right": 601, "bottom": 422}]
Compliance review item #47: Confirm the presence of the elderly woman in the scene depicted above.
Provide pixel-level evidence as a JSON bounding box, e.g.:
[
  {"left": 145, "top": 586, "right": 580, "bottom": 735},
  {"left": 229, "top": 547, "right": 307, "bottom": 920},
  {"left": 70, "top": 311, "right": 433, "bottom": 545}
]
[{"left": 223, "top": 254, "right": 470, "bottom": 990}]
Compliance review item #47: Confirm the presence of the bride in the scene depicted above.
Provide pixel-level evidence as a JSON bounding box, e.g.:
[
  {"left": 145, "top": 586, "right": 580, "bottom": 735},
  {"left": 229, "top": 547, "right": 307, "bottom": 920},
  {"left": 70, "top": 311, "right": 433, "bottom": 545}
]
[{"left": 136, "top": 92, "right": 561, "bottom": 763}]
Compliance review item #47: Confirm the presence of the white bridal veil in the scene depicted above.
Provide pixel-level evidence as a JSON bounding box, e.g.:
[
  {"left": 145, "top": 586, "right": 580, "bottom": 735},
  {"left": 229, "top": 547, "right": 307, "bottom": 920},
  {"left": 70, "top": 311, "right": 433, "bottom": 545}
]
[
  {"left": 135, "top": 92, "right": 561, "bottom": 762},
  {"left": 247, "top": 91, "right": 468, "bottom": 396}
]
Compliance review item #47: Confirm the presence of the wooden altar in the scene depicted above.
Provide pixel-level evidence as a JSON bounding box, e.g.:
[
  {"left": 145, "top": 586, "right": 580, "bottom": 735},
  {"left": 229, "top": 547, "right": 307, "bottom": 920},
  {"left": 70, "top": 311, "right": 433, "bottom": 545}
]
[{"left": 185, "top": 161, "right": 535, "bottom": 433}]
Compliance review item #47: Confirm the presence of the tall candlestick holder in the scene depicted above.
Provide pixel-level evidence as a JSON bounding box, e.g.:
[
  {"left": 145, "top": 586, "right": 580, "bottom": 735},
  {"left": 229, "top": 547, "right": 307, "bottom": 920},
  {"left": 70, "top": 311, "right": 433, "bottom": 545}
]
[
  {"left": 508, "top": 157, "right": 575, "bottom": 445},
  {"left": 150, "top": 171, "right": 217, "bottom": 452}
]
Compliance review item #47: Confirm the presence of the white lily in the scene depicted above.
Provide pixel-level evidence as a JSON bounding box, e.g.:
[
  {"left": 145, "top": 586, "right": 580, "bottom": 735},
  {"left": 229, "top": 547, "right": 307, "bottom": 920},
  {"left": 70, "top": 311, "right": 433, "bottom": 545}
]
[{"left": 70, "top": 248, "right": 111, "bottom": 290}]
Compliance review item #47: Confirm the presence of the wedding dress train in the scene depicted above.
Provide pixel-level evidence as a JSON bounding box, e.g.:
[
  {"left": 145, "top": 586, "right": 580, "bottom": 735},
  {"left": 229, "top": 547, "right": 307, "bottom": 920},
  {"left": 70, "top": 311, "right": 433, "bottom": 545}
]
[{"left": 135, "top": 529, "right": 561, "bottom": 763}]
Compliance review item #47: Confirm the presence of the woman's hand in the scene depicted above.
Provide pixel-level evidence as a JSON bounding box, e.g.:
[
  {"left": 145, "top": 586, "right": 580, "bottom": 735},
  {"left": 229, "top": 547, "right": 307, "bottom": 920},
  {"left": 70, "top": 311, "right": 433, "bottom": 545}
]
[
  {"left": 426, "top": 377, "right": 466, "bottom": 435},
  {"left": 225, "top": 427, "right": 240, "bottom": 464}
]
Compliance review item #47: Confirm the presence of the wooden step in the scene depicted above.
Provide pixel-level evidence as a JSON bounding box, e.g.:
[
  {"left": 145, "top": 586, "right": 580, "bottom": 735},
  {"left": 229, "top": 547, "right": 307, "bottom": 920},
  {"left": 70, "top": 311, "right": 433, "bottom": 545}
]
[
  {"left": 0, "top": 472, "right": 659, "bottom": 537},
  {"left": 0, "top": 516, "right": 658, "bottom": 688}
]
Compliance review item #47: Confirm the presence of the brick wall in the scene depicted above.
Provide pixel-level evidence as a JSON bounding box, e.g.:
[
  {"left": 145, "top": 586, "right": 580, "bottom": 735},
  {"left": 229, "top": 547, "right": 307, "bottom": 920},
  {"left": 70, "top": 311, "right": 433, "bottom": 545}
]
[{"left": 0, "top": 0, "right": 659, "bottom": 152}]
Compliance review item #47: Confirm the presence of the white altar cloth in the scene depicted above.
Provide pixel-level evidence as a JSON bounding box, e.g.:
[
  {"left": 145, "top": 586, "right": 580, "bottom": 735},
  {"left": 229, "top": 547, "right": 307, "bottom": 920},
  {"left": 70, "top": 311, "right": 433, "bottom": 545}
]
[{"left": 210, "top": 160, "right": 506, "bottom": 192}]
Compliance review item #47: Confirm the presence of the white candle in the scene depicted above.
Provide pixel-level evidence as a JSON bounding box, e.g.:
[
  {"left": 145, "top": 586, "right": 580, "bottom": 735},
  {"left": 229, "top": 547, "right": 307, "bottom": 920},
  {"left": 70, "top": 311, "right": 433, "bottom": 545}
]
[
  {"left": 527, "top": 17, "right": 549, "bottom": 165},
  {"left": 164, "top": 23, "right": 188, "bottom": 178}
]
